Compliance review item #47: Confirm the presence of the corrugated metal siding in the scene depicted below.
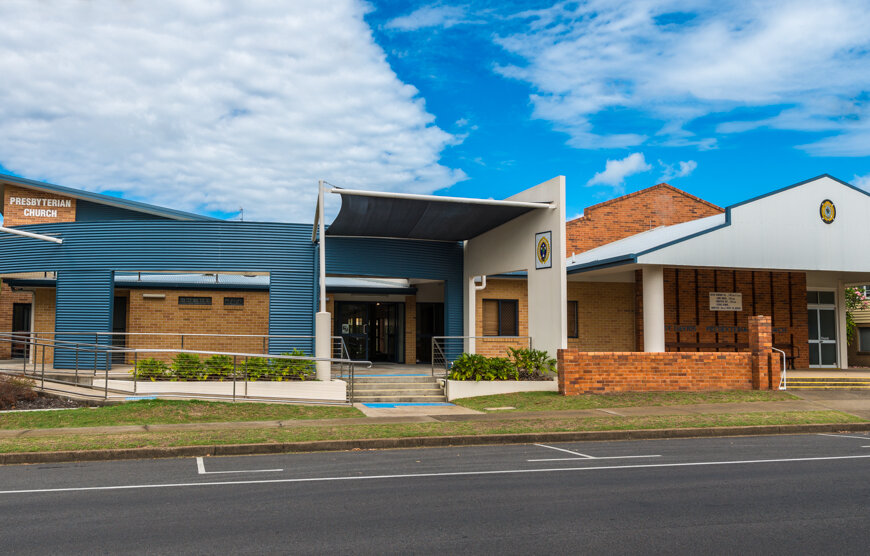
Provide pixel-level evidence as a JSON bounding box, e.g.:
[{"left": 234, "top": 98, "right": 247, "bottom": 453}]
[
  {"left": 0, "top": 223, "right": 464, "bottom": 364},
  {"left": 1, "top": 221, "right": 316, "bottom": 366},
  {"left": 54, "top": 270, "right": 114, "bottom": 370},
  {"left": 853, "top": 308, "right": 870, "bottom": 325},
  {"left": 327, "top": 237, "right": 464, "bottom": 336}
]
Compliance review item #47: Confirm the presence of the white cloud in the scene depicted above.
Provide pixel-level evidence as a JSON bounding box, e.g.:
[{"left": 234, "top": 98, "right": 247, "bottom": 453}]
[
  {"left": 853, "top": 174, "right": 870, "bottom": 191},
  {"left": 587, "top": 153, "right": 652, "bottom": 189},
  {"left": 0, "top": 0, "right": 464, "bottom": 221},
  {"left": 494, "top": 0, "right": 870, "bottom": 154},
  {"left": 385, "top": 5, "right": 476, "bottom": 31},
  {"left": 659, "top": 160, "right": 698, "bottom": 182}
]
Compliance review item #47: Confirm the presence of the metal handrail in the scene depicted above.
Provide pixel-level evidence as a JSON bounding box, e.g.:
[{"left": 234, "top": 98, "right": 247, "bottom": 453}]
[
  {"left": 772, "top": 346, "right": 787, "bottom": 390},
  {"left": 0, "top": 333, "right": 371, "bottom": 404}
]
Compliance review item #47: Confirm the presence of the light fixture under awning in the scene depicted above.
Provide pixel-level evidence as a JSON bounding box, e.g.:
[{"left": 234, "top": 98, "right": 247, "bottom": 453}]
[{"left": 325, "top": 188, "right": 552, "bottom": 242}]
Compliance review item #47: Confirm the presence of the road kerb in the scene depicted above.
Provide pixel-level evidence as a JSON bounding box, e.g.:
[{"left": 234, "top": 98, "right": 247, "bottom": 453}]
[{"left": 2, "top": 421, "right": 870, "bottom": 465}]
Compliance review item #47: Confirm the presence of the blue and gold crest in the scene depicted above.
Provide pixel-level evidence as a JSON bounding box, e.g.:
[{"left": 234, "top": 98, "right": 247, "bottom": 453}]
[
  {"left": 534, "top": 231, "right": 552, "bottom": 269},
  {"left": 820, "top": 199, "right": 835, "bottom": 224}
]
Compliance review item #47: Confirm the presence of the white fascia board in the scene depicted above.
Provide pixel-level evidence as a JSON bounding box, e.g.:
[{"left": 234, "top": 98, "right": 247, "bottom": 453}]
[{"left": 330, "top": 187, "right": 554, "bottom": 209}]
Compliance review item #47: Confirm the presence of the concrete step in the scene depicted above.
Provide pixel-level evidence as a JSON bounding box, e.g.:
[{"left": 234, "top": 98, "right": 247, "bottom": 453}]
[
  {"left": 353, "top": 395, "right": 448, "bottom": 403},
  {"left": 350, "top": 376, "right": 436, "bottom": 384},
  {"left": 352, "top": 382, "right": 442, "bottom": 391},
  {"left": 352, "top": 389, "right": 444, "bottom": 397},
  {"left": 787, "top": 377, "right": 870, "bottom": 389}
]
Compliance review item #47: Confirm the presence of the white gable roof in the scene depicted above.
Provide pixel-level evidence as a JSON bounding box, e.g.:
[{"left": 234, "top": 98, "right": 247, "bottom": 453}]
[{"left": 569, "top": 175, "right": 870, "bottom": 274}]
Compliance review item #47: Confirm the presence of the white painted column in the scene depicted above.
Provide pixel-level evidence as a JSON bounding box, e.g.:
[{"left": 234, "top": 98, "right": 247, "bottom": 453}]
[
  {"left": 464, "top": 275, "right": 477, "bottom": 354},
  {"left": 643, "top": 265, "right": 666, "bottom": 352},
  {"left": 315, "top": 179, "right": 331, "bottom": 381},
  {"left": 837, "top": 279, "right": 848, "bottom": 369}
]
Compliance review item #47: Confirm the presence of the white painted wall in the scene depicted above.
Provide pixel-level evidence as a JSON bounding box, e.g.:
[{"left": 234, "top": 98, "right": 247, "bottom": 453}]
[
  {"left": 639, "top": 176, "right": 870, "bottom": 272},
  {"left": 445, "top": 378, "right": 558, "bottom": 401},
  {"left": 464, "top": 176, "right": 567, "bottom": 358},
  {"left": 94, "top": 379, "right": 347, "bottom": 402}
]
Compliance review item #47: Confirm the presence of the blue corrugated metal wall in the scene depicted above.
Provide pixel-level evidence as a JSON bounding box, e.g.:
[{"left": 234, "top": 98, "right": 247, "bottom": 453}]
[
  {"left": 326, "top": 237, "right": 464, "bottom": 337},
  {"left": 54, "top": 270, "right": 115, "bottom": 370},
  {"left": 0, "top": 222, "right": 463, "bottom": 367}
]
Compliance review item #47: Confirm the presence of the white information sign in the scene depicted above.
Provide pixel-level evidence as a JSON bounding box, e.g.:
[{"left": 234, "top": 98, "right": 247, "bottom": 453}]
[{"left": 709, "top": 292, "right": 742, "bottom": 311}]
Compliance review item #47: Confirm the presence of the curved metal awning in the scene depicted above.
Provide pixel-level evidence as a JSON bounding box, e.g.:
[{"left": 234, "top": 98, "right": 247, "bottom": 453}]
[{"left": 324, "top": 188, "right": 552, "bottom": 241}]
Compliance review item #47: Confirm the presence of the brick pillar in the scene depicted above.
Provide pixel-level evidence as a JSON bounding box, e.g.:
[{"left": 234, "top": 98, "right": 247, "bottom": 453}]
[
  {"left": 749, "top": 315, "right": 772, "bottom": 390},
  {"left": 405, "top": 296, "right": 416, "bottom": 364}
]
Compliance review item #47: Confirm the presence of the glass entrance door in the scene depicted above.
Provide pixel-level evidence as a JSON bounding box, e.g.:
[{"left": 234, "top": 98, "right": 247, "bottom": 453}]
[
  {"left": 336, "top": 302, "right": 404, "bottom": 362},
  {"left": 337, "top": 302, "right": 369, "bottom": 360},
  {"left": 808, "top": 291, "right": 838, "bottom": 368}
]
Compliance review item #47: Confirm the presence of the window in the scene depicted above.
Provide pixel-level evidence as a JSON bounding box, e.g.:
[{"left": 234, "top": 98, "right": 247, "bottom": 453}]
[
  {"left": 567, "top": 301, "right": 578, "bottom": 338},
  {"left": 860, "top": 328, "right": 870, "bottom": 352},
  {"left": 178, "top": 296, "right": 211, "bottom": 306},
  {"left": 224, "top": 297, "right": 244, "bottom": 306},
  {"left": 807, "top": 291, "right": 835, "bottom": 305},
  {"left": 482, "top": 299, "right": 518, "bottom": 336}
]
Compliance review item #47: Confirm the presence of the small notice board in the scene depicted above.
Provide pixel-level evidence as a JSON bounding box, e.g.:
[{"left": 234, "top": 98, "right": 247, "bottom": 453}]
[{"left": 709, "top": 292, "right": 742, "bottom": 311}]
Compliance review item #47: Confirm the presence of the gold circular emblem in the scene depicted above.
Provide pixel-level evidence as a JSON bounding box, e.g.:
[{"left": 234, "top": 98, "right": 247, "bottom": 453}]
[
  {"left": 536, "top": 235, "right": 551, "bottom": 264},
  {"left": 820, "top": 199, "right": 835, "bottom": 224}
]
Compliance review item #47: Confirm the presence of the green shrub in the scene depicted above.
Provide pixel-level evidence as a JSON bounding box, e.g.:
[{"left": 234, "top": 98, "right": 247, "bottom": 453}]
[
  {"left": 133, "top": 358, "right": 169, "bottom": 381},
  {"left": 508, "top": 348, "right": 556, "bottom": 380},
  {"left": 448, "top": 353, "right": 517, "bottom": 381},
  {"left": 270, "top": 349, "right": 315, "bottom": 381},
  {"left": 203, "top": 354, "right": 234, "bottom": 381},
  {"left": 171, "top": 353, "right": 204, "bottom": 381},
  {"left": 243, "top": 357, "right": 270, "bottom": 381}
]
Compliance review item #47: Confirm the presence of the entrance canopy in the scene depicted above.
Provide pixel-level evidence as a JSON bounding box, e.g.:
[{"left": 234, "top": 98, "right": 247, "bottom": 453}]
[{"left": 325, "top": 188, "right": 553, "bottom": 242}]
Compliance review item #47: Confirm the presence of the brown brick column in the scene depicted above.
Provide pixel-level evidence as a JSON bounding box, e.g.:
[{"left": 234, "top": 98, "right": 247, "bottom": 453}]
[
  {"left": 749, "top": 315, "right": 772, "bottom": 390},
  {"left": 405, "top": 296, "right": 416, "bottom": 364}
]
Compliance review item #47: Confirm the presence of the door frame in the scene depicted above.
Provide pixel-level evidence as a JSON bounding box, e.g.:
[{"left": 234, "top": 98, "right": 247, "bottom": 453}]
[
  {"left": 808, "top": 288, "right": 839, "bottom": 368},
  {"left": 335, "top": 301, "right": 404, "bottom": 363}
]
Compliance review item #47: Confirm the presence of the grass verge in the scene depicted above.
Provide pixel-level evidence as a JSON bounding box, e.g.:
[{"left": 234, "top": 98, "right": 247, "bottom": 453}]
[
  {"left": 0, "top": 399, "right": 363, "bottom": 429},
  {"left": 453, "top": 390, "right": 799, "bottom": 412},
  {"left": 0, "top": 410, "right": 860, "bottom": 453}
]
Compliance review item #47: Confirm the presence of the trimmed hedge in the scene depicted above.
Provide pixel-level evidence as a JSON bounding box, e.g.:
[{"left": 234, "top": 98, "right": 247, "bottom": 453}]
[{"left": 133, "top": 349, "right": 316, "bottom": 382}]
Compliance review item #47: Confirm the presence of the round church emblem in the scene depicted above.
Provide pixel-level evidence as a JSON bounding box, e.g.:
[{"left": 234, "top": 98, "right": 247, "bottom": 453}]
[
  {"left": 536, "top": 235, "right": 550, "bottom": 265},
  {"left": 820, "top": 199, "right": 836, "bottom": 224}
]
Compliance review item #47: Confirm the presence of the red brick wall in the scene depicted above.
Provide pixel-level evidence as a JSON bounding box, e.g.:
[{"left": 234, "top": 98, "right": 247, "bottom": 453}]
[
  {"left": 559, "top": 316, "right": 781, "bottom": 394},
  {"left": 634, "top": 268, "right": 809, "bottom": 368},
  {"left": 3, "top": 185, "right": 76, "bottom": 226},
  {"left": 566, "top": 184, "right": 723, "bottom": 255}
]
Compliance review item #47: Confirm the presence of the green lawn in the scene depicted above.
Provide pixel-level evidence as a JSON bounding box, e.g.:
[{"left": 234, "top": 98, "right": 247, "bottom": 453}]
[
  {"left": 0, "top": 410, "right": 859, "bottom": 454},
  {"left": 0, "top": 399, "right": 363, "bottom": 430},
  {"left": 453, "top": 390, "right": 799, "bottom": 412}
]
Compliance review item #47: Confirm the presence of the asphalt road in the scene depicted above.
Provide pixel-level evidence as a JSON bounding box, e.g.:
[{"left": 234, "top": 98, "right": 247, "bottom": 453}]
[{"left": 1, "top": 433, "right": 870, "bottom": 554}]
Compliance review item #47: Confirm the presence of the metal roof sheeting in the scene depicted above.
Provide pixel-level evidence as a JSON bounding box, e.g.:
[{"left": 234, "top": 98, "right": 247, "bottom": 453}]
[
  {"left": 566, "top": 213, "right": 726, "bottom": 273},
  {"left": 0, "top": 173, "right": 219, "bottom": 222}
]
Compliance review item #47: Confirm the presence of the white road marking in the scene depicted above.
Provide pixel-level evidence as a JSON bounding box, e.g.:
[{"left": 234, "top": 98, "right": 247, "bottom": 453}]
[
  {"left": 196, "top": 456, "right": 282, "bottom": 475},
  {"left": 532, "top": 443, "right": 659, "bottom": 461},
  {"left": 534, "top": 443, "right": 595, "bottom": 458},
  {"left": 816, "top": 433, "right": 870, "bottom": 441},
  {"left": 528, "top": 455, "right": 662, "bottom": 462},
  {"left": 2, "top": 454, "right": 869, "bottom": 496}
]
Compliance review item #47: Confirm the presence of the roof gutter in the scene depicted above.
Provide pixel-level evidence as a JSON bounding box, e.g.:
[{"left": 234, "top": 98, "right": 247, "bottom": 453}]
[
  {"left": 329, "top": 187, "right": 555, "bottom": 209},
  {"left": 0, "top": 225, "right": 63, "bottom": 244}
]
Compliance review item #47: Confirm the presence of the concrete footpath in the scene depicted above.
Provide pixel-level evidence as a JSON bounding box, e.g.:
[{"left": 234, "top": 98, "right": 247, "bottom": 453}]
[{"left": 0, "top": 394, "right": 863, "bottom": 440}]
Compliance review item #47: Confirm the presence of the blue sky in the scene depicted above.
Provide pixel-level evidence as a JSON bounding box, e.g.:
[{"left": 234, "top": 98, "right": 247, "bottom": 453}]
[{"left": 1, "top": 1, "right": 870, "bottom": 221}]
